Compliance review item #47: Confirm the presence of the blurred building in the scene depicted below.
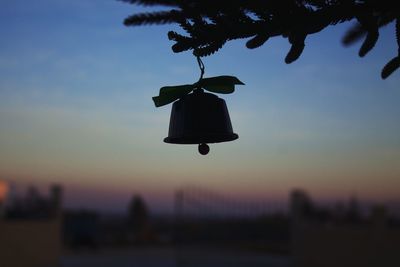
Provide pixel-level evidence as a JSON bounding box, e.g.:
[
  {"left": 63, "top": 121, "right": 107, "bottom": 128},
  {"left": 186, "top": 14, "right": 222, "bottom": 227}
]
[
  {"left": 290, "top": 189, "right": 400, "bottom": 267},
  {"left": 0, "top": 182, "right": 63, "bottom": 267}
]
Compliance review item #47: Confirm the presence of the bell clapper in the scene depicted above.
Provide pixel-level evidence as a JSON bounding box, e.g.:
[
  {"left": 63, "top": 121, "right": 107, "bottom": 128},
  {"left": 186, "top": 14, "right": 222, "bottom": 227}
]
[{"left": 198, "top": 143, "right": 210, "bottom": 155}]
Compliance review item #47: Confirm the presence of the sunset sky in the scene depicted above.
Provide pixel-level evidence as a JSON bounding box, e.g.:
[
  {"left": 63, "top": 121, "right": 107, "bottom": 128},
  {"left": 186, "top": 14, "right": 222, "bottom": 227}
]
[{"left": 1, "top": 0, "right": 399, "bottom": 213}]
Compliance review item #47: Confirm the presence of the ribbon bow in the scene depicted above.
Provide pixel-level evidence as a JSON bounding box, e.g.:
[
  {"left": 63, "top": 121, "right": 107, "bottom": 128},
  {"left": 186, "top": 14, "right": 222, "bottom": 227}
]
[{"left": 152, "top": 75, "right": 244, "bottom": 107}]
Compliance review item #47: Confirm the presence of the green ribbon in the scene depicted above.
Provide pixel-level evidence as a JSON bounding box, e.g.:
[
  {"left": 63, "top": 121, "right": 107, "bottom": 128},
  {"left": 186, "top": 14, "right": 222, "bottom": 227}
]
[{"left": 152, "top": 75, "right": 244, "bottom": 107}]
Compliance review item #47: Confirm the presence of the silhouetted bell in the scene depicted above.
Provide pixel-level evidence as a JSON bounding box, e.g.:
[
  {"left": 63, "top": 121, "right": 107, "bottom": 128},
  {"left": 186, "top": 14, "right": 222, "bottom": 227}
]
[{"left": 164, "top": 89, "right": 238, "bottom": 155}]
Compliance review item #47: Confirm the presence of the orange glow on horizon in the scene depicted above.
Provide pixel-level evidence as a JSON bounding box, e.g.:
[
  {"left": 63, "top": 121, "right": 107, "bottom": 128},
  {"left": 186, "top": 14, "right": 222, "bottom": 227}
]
[{"left": 0, "top": 180, "right": 9, "bottom": 202}]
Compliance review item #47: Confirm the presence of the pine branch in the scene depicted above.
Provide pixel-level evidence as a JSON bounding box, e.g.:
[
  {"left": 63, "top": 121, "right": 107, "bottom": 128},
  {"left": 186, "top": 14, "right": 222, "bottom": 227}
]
[
  {"left": 168, "top": 31, "right": 197, "bottom": 52},
  {"left": 285, "top": 34, "right": 306, "bottom": 64},
  {"left": 342, "top": 23, "right": 366, "bottom": 46},
  {"left": 359, "top": 29, "right": 379, "bottom": 57},
  {"left": 124, "top": 10, "right": 182, "bottom": 26},
  {"left": 122, "top": 0, "right": 400, "bottom": 78},
  {"left": 381, "top": 57, "right": 400, "bottom": 79},
  {"left": 193, "top": 40, "right": 226, "bottom": 57},
  {"left": 246, "top": 33, "right": 270, "bottom": 49}
]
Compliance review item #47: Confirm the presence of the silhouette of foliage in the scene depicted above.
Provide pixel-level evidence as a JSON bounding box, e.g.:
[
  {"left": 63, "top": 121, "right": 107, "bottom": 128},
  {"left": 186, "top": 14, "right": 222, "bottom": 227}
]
[{"left": 121, "top": 0, "right": 400, "bottom": 79}]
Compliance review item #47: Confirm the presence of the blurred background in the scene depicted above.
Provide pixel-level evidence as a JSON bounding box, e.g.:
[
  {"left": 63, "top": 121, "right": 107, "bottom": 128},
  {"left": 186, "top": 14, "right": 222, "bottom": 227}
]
[{"left": 1, "top": 0, "right": 399, "bottom": 267}]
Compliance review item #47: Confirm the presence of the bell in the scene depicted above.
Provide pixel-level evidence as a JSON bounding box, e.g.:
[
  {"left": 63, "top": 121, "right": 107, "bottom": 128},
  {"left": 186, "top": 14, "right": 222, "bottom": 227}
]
[{"left": 164, "top": 89, "right": 238, "bottom": 154}]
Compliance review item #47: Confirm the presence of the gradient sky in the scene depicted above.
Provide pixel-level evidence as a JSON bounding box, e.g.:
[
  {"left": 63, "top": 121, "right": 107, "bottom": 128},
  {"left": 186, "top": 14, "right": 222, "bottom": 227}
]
[{"left": 1, "top": 0, "right": 399, "bottom": 213}]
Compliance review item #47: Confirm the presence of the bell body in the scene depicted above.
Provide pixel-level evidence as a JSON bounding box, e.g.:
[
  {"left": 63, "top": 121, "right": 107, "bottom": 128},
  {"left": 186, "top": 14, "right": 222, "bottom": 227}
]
[{"left": 164, "top": 89, "right": 238, "bottom": 144}]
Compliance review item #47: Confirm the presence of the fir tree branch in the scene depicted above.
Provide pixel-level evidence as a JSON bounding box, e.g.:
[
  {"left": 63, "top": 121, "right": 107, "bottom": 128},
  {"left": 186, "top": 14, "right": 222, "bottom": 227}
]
[{"left": 122, "top": 0, "right": 400, "bottom": 78}]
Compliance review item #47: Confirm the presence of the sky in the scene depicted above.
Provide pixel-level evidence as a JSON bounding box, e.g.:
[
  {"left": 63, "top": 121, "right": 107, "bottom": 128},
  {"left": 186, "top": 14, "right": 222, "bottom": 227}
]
[{"left": 0, "top": 0, "right": 399, "bottom": 214}]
